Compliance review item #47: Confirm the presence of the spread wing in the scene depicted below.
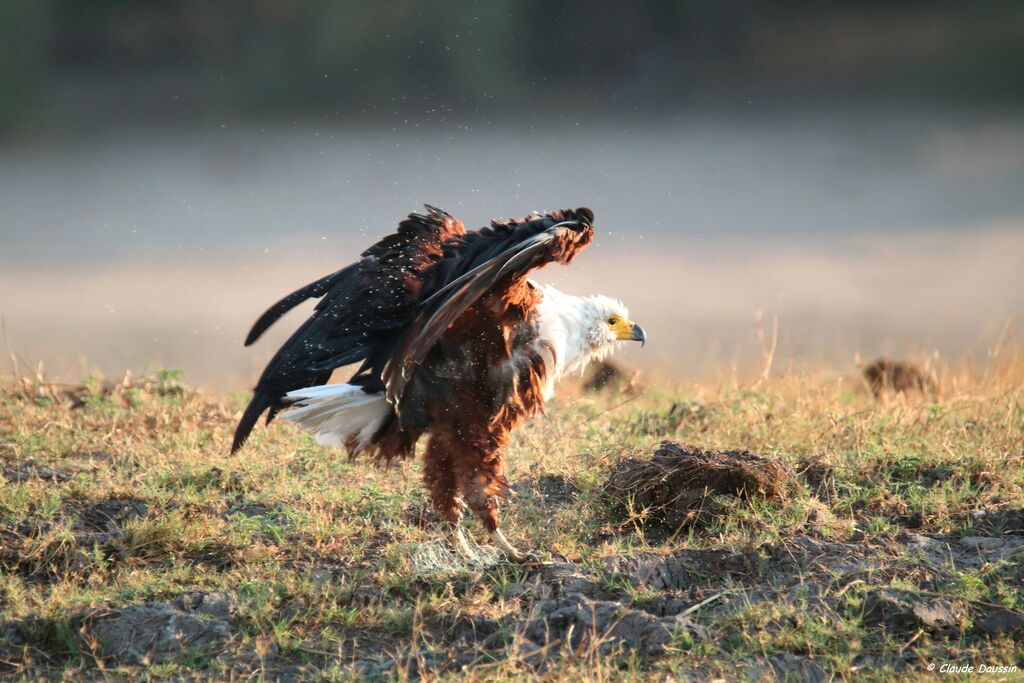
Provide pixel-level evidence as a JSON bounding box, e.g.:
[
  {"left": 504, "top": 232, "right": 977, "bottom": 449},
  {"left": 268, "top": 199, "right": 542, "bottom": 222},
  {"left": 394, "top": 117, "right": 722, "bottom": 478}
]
[
  {"left": 233, "top": 205, "right": 594, "bottom": 454},
  {"left": 383, "top": 207, "right": 594, "bottom": 408},
  {"left": 231, "top": 206, "right": 465, "bottom": 452}
]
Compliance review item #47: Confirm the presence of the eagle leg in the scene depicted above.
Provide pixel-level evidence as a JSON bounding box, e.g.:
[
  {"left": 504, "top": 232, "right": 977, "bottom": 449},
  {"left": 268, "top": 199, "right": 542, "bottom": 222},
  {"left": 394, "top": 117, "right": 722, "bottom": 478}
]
[
  {"left": 423, "top": 435, "right": 463, "bottom": 523},
  {"left": 450, "top": 523, "right": 477, "bottom": 560},
  {"left": 450, "top": 437, "right": 539, "bottom": 563},
  {"left": 424, "top": 435, "right": 480, "bottom": 558}
]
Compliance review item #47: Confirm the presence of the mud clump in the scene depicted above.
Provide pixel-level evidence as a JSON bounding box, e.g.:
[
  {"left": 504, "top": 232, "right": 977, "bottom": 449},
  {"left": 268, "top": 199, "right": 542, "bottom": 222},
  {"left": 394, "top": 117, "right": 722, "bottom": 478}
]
[
  {"left": 72, "top": 498, "right": 149, "bottom": 533},
  {"left": 743, "top": 654, "right": 828, "bottom": 683},
  {"left": 863, "top": 589, "right": 963, "bottom": 634},
  {"left": 862, "top": 358, "right": 935, "bottom": 398},
  {"left": 0, "top": 592, "right": 236, "bottom": 671},
  {"left": 974, "top": 608, "right": 1024, "bottom": 636},
  {"left": 602, "top": 441, "right": 796, "bottom": 532},
  {"left": 601, "top": 548, "right": 753, "bottom": 592},
  {"left": 583, "top": 360, "right": 637, "bottom": 393},
  {"left": 973, "top": 507, "right": 1024, "bottom": 533},
  {"left": 521, "top": 595, "right": 702, "bottom": 657},
  {"left": 798, "top": 456, "right": 837, "bottom": 502}
]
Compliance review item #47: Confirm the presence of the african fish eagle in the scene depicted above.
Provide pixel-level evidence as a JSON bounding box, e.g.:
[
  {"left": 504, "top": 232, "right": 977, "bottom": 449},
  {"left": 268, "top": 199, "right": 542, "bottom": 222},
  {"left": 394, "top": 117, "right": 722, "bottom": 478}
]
[{"left": 232, "top": 206, "right": 645, "bottom": 561}]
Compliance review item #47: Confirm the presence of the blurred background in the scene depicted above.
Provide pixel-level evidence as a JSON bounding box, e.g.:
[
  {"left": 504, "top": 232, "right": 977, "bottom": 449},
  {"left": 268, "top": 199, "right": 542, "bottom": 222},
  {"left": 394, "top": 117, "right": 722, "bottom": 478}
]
[{"left": 1, "top": 0, "right": 1023, "bottom": 387}]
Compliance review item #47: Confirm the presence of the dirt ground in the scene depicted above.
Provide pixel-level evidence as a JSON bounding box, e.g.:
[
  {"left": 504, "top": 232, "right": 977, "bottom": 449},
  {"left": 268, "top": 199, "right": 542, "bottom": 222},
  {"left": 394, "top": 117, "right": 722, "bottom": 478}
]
[
  {"left": 1, "top": 359, "right": 1023, "bottom": 680},
  {"left": 2, "top": 477, "right": 1022, "bottom": 680}
]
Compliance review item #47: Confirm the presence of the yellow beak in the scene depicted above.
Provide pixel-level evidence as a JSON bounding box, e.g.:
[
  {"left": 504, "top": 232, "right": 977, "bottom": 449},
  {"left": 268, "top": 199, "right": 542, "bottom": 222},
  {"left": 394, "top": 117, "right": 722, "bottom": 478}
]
[{"left": 613, "top": 319, "right": 647, "bottom": 346}]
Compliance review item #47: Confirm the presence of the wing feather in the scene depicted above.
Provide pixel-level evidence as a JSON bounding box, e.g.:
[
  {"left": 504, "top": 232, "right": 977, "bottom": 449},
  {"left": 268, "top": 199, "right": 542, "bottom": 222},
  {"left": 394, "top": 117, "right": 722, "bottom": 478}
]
[
  {"left": 383, "top": 211, "right": 593, "bottom": 408},
  {"left": 234, "top": 204, "right": 593, "bottom": 453},
  {"left": 243, "top": 265, "right": 356, "bottom": 346},
  {"left": 231, "top": 206, "right": 464, "bottom": 452}
]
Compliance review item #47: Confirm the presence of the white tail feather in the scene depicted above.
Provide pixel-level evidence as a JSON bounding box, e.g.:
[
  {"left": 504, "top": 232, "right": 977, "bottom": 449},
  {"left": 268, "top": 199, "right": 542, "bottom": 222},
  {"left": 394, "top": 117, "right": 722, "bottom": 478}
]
[{"left": 281, "top": 384, "right": 390, "bottom": 453}]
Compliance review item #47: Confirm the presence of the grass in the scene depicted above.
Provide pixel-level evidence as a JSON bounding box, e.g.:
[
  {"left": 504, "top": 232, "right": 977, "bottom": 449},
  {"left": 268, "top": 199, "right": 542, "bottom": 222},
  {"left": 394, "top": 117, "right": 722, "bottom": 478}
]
[{"left": 1, "top": 351, "right": 1023, "bottom": 680}]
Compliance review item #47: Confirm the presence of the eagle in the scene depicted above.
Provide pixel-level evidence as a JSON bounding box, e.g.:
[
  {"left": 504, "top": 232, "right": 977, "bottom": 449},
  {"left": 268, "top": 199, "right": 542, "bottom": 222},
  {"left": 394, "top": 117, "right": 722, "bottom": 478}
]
[{"left": 232, "top": 206, "right": 645, "bottom": 561}]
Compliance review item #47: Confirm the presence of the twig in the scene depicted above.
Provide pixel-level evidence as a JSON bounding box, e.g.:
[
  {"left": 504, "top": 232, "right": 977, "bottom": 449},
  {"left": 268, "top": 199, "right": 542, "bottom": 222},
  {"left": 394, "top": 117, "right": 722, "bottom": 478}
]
[
  {"left": 833, "top": 578, "right": 865, "bottom": 599},
  {"left": 754, "top": 309, "right": 778, "bottom": 386},
  {"left": 1, "top": 315, "right": 22, "bottom": 384},
  {"left": 677, "top": 590, "right": 728, "bottom": 618},
  {"left": 898, "top": 628, "right": 925, "bottom": 656}
]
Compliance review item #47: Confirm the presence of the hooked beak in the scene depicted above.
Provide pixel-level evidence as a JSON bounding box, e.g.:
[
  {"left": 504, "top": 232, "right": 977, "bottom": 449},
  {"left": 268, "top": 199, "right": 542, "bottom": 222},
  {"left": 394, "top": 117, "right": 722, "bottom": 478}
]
[{"left": 629, "top": 323, "right": 647, "bottom": 347}]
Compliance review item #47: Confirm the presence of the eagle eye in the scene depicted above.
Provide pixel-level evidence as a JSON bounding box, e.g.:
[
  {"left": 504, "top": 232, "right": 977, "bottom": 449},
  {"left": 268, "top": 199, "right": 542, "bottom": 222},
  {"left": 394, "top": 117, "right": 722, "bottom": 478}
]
[{"left": 607, "top": 316, "right": 618, "bottom": 326}]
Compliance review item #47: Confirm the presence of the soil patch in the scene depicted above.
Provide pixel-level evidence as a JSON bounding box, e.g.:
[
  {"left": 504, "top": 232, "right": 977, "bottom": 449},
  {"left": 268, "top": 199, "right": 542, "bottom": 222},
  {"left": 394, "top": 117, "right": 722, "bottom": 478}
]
[
  {"left": 0, "top": 592, "right": 235, "bottom": 670},
  {"left": 83, "top": 592, "right": 236, "bottom": 666},
  {"left": 974, "top": 507, "right": 1024, "bottom": 533},
  {"left": 3, "top": 462, "right": 74, "bottom": 483},
  {"left": 70, "top": 498, "right": 149, "bottom": 533},
  {"left": 4, "top": 533, "right": 1023, "bottom": 678}
]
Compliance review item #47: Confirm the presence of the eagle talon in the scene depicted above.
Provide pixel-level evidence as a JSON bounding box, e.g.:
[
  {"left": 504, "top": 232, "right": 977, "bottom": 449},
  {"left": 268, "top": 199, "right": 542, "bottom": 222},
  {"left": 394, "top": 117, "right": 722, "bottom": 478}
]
[
  {"left": 489, "top": 528, "right": 540, "bottom": 564},
  {"left": 510, "top": 549, "right": 543, "bottom": 565}
]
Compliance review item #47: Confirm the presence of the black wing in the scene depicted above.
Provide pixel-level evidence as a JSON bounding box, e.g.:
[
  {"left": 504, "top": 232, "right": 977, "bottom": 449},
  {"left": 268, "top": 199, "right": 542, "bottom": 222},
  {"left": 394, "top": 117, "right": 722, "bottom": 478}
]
[
  {"left": 231, "top": 207, "right": 464, "bottom": 453},
  {"left": 243, "top": 266, "right": 354, "bottom": 347},
  {"left": 383, "top": 207, "right": 594, "bottom": 410}
]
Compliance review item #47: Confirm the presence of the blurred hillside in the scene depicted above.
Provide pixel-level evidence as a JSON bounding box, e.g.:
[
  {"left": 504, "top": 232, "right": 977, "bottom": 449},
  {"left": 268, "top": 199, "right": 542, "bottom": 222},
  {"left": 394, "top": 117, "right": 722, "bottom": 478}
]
[
  {"left": 3, "top": 1, "right": 1024, "bottom": 136},
  {"left": 2, "top": 1, "right": 1023, "bottom": 387}
]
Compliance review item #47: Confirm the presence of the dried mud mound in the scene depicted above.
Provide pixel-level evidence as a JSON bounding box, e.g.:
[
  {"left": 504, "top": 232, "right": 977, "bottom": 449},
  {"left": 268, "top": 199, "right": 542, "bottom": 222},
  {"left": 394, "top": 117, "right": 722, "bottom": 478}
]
[
  {"left": 862, "top": 357, "right": 935, "bottom": 397},
  {"left": 83, "top": 592, "right": 236, "bottom": 666},
  {"left": 0, "top": 592, "right": 236, "bottom": 670},
  {"left": 603, "top": 441, "right": 797, "bottom": 530}
]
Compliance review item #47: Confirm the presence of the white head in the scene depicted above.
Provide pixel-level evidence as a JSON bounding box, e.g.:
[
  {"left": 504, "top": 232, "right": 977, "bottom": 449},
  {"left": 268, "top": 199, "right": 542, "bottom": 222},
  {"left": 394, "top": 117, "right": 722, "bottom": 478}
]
[
  {"left": 533, "top": 284, "right": 646, "bottom": 383},
  {"left": 579, "top": 294, "right": 646, "bottom": 351}
]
